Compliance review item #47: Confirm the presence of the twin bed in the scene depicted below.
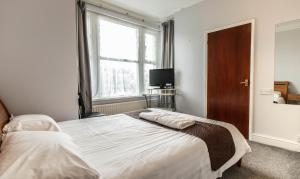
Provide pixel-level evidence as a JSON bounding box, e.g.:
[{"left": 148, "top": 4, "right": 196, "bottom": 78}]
[{"left": 0, "top": 99, "right": 251, "bottom": 179}]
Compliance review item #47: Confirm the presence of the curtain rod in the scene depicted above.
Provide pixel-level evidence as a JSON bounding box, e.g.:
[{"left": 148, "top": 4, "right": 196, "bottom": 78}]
[
  {"left": 84, "top": 2, "right": 146, "bottom": 23},
  {"left": 84, "top": 1, "right": 161, "bottom": 31}
]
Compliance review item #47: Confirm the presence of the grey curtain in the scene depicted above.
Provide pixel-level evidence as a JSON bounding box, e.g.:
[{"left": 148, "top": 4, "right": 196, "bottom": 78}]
[
  {"left": 77, "top": 0, "right": 92, "bottom": 118},
  {"left": 162, "top": 20, "right": 175, "bottom": 69},
  {"left": 161, "top": 20, "right": 175, "bottom": 108}
]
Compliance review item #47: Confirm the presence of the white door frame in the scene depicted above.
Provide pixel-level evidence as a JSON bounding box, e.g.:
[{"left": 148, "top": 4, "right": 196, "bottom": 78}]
[{"left": 203, "top": 19, "right": 255, "bottom": 140}]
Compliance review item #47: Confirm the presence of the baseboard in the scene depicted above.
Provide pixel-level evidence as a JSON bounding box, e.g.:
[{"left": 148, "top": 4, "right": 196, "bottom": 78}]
[{"left": 251, "top": 133, "right": 300, "bottom": 152}]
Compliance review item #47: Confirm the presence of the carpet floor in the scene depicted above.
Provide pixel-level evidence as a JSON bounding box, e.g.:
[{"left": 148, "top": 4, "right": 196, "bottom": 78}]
[{"left": 222, "top": 142, "right": 300, "bottom": 179}]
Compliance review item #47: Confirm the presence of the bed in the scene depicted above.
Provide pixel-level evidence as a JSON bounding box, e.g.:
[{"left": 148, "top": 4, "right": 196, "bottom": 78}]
[
  {"left": 0, "top": 99, "right": 251, "bottom": 179},
  {"left": 274, "top": 81, "right": 300, "bottom": 104},
  {"left": 58, "top": 109, "right": 251, "bottom": 179}
]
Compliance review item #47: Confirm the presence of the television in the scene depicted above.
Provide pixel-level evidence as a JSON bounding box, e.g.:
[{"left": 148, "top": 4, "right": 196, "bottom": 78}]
[{"left": 149, "top": 68, "right": 174, "bottom": 89}]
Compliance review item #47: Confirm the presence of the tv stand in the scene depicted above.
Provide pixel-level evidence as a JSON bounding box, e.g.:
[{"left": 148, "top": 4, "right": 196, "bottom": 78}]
[{"left": 143, "top": 88, "right": 176, "bottom": 111}]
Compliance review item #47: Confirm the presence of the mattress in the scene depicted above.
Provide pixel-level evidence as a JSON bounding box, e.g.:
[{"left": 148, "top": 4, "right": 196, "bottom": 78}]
[{"left": 58, "top": 111, "right": 251, "bottom": 179}]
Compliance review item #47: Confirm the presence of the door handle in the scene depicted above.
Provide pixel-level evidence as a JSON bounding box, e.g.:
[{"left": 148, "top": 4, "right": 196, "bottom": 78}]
[{"left": 240, "top": 79, "right": 249, "bottom": 87}]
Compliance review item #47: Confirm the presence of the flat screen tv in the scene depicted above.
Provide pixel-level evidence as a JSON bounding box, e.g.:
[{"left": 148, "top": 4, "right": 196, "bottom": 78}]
[{"left": 149, "top": 68, "right": 174, "bottom": 88}]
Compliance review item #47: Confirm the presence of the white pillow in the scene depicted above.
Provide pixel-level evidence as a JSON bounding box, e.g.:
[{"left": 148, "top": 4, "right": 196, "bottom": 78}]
[
  {"left": 0, "top": 131, "right": 100, "bottom": 179},
  {"left": 2, "top": 114, "right": 61, "bottom": 133}
]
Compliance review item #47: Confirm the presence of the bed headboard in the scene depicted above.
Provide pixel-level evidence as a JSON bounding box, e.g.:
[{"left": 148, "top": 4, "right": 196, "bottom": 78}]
[
  {"left": 274, "top": 81, "right": 289, "bottom": 102},
  {"left": 0, "top": 99, "right": 10, "bottom": 132}
]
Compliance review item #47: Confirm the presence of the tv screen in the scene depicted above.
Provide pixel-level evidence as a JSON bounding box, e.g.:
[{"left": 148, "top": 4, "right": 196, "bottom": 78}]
[{"left": 149, "top": 68, "right": 174, "bottom": 88}]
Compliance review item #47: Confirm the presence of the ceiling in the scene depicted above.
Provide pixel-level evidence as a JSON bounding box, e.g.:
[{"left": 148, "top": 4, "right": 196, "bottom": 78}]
[{"left": 97, "top": 0, "right": 204, "bottom": 20}]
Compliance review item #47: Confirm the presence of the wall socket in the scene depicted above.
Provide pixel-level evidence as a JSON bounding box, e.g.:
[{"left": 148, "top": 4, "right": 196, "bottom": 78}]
[{"left": 259, "top": 88, "right": 274, "bottom": 95}]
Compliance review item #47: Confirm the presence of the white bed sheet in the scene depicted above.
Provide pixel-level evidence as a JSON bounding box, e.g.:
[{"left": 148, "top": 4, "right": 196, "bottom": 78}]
[
  {"left": 150, "top": 108, "right": 252, "bottom": 177},
  {"left": 59, "top": 110, "right": 251, "bottom": 179}
]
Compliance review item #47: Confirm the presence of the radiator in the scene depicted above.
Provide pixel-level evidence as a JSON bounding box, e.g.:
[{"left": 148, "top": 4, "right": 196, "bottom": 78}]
[{"left": 92, "top": 100, "right": 149, "bottom": 115}]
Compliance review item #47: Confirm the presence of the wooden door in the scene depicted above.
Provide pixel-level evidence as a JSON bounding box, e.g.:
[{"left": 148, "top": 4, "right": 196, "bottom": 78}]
[{"left": 207, "top": 23, "right": 251, "bottom": 139}]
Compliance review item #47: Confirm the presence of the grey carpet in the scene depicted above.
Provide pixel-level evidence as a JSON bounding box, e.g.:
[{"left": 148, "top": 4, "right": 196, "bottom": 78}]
[{"left": 222, "top": 142, "right": 300, "bottom": 179}]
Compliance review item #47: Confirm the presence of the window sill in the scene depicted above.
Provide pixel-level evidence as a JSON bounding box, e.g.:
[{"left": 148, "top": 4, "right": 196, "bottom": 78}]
[{"left": 92, "top": 96, "right": 145, "bottom": 105}]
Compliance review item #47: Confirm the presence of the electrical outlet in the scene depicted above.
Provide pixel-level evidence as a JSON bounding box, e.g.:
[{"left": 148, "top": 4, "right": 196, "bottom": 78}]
[
  {"left": 297, "top": 135, "right": 300, "bottom": 143},
  {"left": 260, "top": 88, "right": 274, "bottom": 95}
]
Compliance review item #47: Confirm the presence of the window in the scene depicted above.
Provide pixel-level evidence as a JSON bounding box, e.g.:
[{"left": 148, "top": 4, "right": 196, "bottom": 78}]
[{"left": 87, "top": 12, "right": 160, "bottom": 100}]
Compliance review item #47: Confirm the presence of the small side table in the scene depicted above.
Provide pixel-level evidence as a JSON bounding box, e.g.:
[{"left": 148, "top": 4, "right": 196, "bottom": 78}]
[{"left": 144, "top": 88, "right": 176, "bottom": 111}]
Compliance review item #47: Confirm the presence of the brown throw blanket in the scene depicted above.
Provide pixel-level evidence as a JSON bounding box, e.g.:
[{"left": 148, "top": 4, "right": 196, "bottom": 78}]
[{"left": 125, "top": 110, "right": 235, "bottom": 171}]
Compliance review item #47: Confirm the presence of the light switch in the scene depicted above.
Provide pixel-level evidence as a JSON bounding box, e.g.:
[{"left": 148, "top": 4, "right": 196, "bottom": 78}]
[{"left": 260, "top": 88, "right": 274, "bottom": 95}]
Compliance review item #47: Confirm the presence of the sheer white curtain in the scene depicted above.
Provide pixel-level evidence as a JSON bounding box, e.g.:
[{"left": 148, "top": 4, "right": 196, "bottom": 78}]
[{"left": 86, "top": 9, "right": 161, "bottom": 100}]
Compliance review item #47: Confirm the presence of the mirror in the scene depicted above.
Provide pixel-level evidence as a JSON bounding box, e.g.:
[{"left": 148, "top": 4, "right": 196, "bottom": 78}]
[{"left": 274, "top": 19, "right": 300, "bottom": 105}]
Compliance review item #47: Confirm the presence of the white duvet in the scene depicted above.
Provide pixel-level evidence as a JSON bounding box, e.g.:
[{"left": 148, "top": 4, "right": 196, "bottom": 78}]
[{"left": 59, "top": 109, "right": 251, "bottom": 179}]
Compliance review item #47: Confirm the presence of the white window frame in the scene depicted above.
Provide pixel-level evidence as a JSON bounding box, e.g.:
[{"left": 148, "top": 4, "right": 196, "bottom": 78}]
[{"left": 87, "top": 11, "right": 161, "bottom": 102}]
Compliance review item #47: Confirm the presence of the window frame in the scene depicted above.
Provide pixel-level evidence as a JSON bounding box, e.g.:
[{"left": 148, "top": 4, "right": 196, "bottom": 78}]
[
  {"left": 143, "top": 29, "right": 161, "bottom": 91},
  {"left": 87, "top": 11, "right": 161, "bottom": 101}
]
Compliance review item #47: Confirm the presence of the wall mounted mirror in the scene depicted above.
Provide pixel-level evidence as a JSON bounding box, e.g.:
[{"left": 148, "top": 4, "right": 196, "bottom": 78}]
[{"left": 274, "top": 19, "right": 300, "bottom": 105}]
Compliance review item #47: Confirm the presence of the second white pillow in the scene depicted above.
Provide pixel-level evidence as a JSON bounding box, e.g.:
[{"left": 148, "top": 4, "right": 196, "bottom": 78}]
[{"left": 3, "top": 114, "right": 61, "bottom": 133}]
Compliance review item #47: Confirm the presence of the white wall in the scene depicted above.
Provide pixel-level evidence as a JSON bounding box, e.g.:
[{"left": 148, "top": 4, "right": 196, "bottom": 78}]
[
  {"left": 174, "top": 0, "right": 300, "bottom": 151},
  {"left": 275, "top": 28, "right": 300, "bottom": 94},
  {"left": 0, "top": 0, "right": 78, "bottom": 121}
]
